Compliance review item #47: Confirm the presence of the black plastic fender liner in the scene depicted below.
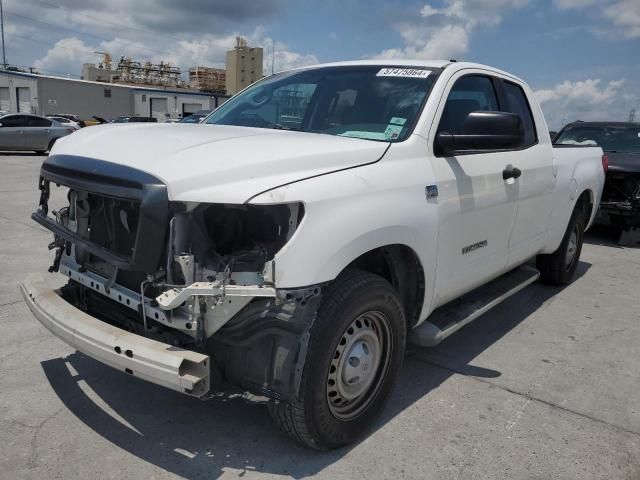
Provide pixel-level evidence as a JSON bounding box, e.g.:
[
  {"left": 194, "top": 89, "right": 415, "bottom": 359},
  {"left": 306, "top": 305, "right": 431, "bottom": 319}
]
[
  {"left": 33, "top": 155, "right": 169, "bottom": 273},
  {"left": 209, "top": 286, "right": 323, "bottom": 401}
]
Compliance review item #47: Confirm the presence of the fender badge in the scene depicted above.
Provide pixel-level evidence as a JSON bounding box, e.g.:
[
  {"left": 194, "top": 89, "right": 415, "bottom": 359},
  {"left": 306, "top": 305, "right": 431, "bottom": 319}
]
[
  {"left": 425, "top": 185, "right": 439, "bottom": 200},
  {"left": 462, "top": 240, "right": 488, "bottom": 255}
]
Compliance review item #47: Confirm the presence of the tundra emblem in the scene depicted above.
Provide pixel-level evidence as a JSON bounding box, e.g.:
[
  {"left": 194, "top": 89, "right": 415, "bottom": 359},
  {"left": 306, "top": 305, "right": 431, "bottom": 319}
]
[{"left": 462, "top": 240, "right": 488, "bottom": 255}]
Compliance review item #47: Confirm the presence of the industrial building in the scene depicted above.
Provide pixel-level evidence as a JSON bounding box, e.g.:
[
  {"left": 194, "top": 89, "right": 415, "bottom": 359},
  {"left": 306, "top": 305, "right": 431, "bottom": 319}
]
[
  {"left": 189, "top": 66, "right": 226, "bottom": 94},
  {"left": 82, "top": 38, "right": 265, "bottom": 98},
  {"left": 0, "top": 70, "right": 229, "bottom": 121},
  {"left": 82, "top": 54, "right": 186, "bottom": 89},
  {"left": 225, "top": 37, "right": 264, "bottom": 95}
]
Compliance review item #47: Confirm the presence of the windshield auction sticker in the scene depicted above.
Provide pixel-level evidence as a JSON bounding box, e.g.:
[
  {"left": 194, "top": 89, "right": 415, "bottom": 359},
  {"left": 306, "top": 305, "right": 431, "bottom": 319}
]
[{"left": 376, "top": 68, "right": 431, "bottom": 78}]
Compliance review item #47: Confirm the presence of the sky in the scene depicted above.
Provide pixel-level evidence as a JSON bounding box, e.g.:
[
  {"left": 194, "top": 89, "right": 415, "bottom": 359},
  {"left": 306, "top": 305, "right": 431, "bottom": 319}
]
[{"left": 2, "top": 0, "right": 639, "bottom": 129}]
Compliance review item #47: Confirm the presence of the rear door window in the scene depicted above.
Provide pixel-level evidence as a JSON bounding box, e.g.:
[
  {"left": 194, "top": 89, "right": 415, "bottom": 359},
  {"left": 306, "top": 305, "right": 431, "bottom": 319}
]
[
  {"left": 503, "top": 81, "right": 537, "bottom": 147},
  {"left": 27, "top": 116, "right": 52, "bottom": 127}
]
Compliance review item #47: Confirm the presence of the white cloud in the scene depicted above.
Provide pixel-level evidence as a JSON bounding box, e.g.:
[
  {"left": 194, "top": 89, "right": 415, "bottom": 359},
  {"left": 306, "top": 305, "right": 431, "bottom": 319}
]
[
  {"left": 32, "top": 30, "right": 318, "bottom": 79},
  {"left": 257, "top": 37, "right": 319, "bottom": 73},
  {"left": 604, "top": 0, "right": 640, "bottom": 38},
  {"left": 553, "top": 0, "right": 640, "bottom": 38},
  {"left": 553, "top": 0, "right": 600, "bottom": 8},
  {"left": 33, "top": 38, "right": 96, "bottom": 75},
  {"left": 4, "top": 0, "right": 284, "bottom": 37},
  {"left": 372, "top": 0, "right": 528, "bottom": 60},
  {"left": 8, "top": 0, "right": 317, "bottom": 77},
  {"left": 534, "top": 78, "right": 635, "bottom": 129}
]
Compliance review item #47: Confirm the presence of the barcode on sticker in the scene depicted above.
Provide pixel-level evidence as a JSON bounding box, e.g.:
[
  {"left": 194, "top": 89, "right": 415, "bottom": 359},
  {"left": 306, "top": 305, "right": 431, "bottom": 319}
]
[{"left": 377, "top": 68, "right": 431, "bottom": 79}]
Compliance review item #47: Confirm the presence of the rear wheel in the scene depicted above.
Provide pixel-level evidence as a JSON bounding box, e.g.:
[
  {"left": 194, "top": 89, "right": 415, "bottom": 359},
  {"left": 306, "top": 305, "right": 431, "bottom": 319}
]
[
  {"left": 537, "top": 204, "right": 585, "bottom": 285},
  {"left": 268, "top": 269, "right": 406, "bottom": 450}
]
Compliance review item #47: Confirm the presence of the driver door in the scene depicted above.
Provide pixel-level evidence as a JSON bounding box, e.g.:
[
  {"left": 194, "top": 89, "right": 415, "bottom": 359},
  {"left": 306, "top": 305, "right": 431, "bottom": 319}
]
[{"left": 429, "top": 73, "right": 519, "bottom": 306}]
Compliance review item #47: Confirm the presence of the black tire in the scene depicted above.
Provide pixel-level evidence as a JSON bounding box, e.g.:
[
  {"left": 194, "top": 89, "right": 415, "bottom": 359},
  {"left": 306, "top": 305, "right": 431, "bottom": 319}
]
[
  {"left": 268, "top": 268, "right": 406, "bottom": 450},
  {"left": 536, "top": 204, "right": 585, "bottom": 285}
]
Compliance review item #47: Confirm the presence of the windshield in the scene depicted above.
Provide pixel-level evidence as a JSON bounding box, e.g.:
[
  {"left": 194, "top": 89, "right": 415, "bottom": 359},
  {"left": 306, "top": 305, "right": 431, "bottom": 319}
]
[
  {"left": 555, "top": 125, "right": 640, "bottom": 154},
  {"left": 205, "top": 66, "right": 438, "bottom": 142}
]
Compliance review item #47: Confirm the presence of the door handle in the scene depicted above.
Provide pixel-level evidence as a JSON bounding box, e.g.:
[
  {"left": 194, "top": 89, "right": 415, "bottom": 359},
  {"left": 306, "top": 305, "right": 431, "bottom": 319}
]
[{"left": 503, "top": 164, "right": 522, "bottom": 180}]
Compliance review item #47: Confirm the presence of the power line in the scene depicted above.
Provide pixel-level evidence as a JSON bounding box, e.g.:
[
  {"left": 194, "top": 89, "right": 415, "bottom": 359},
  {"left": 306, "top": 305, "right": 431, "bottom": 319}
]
[
  {"left": 5, "top": 10, "right": 167, "bottom": 58},
  {"left": 25, "top": 0, "right": 189, "bottom": 44},
  {"left": 8, "top": 63, "right": 81, "bottom": 78},
  {"left": 0, "top": 0, "right": 7, "bottom": 68},
  {"left": 6, "top": 29, "right": 194, "bottom": 75},
  {"left": 7, "top": 11, "right": 124, "bottom": 44}
]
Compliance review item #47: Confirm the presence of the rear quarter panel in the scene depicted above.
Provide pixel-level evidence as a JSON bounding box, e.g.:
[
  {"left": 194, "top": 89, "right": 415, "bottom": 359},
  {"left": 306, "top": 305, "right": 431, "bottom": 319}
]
[{"left": 542, "top": 145, "right": 604, "bottom": 253}]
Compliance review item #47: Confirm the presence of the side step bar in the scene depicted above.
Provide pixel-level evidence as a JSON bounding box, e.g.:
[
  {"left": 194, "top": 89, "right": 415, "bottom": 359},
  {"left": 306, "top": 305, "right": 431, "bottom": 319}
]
[{"left": 409, "top": 265, "right": 540, "bottom": 347}]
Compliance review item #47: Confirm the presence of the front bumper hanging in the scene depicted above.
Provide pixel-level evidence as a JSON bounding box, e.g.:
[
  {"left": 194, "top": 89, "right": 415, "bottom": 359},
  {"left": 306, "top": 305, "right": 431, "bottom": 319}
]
[{"left": 20, "top": 273, "right": 211, "bottom": 398}]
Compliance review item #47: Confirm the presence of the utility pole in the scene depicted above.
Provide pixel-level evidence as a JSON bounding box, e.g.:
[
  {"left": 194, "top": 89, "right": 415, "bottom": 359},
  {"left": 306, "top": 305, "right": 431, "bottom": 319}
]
[
  {"left": 271, "top": 39, "right": 275, "bottom": 75},
  {"left": 630, "top": 109, "right": 636, "bottom": 123},
  {"left": 0, "top": 0, "right": 6, "bottom": 69}
]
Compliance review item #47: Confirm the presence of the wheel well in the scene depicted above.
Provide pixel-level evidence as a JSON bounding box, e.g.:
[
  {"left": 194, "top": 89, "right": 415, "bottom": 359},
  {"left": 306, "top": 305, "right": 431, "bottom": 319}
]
[
  {"left": 576, "top": 190, "right": 594, "bottom": 225},
  {"left": 346, "top": 245, "right": 425, "bottom": 327}
]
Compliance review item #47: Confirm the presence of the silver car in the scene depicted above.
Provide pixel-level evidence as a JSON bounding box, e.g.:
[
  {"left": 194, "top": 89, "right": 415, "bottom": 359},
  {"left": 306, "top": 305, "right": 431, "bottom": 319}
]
[{"left": 0, "top": 114, "right": 75, "bottom": 154}]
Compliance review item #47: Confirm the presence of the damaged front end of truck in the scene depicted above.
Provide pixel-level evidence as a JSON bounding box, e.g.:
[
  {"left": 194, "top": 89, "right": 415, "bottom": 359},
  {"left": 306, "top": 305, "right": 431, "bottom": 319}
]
[
  {"left": 22, "top": 155, "right": 322, "bottom": 400},
  {"left": 598, "top": 164, "right": 640, "bottom": 231}
]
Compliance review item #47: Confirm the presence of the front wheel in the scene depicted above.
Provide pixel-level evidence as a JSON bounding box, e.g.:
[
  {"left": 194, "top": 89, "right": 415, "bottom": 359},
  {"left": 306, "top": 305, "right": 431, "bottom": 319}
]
[
  {"left": 537, "top": 204, "right": 585, "bottom": 285},
  {"left": 268, "top": 269, "right": 406, "bottom": 450}
]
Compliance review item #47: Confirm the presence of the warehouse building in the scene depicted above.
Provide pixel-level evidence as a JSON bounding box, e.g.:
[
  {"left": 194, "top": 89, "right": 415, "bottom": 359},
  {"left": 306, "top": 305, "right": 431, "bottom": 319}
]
[{"left": 0, "top": 70, "right": 229, "bottom": 121}]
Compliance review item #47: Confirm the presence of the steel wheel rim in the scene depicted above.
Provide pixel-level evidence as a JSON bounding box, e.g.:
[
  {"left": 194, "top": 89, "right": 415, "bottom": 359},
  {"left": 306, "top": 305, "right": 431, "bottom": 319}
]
[
  {"left": 326, "top": 311, "right": 392, "bottom": 421},
  {"left": 565, "top": 226, "right": 579, "bottom": 269}
]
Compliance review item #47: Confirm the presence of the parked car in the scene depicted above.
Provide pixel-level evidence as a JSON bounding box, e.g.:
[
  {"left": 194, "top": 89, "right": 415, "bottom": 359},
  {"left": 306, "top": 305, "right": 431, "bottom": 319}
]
[
  {"left": 163, "top": 118, "right": 181, "bottom": 123},
  {"left": 51, "top": 114, "right": 86, "bottom": 128},
  {"left": 555, "top": 121, "right": 640, "bottom": 232},
  {"left": 21, "top": 61, "right": 605, "bottom": 449},
  {"left": 0, "top": 113, "right": 75, "bottom": 153},
  {"left": 113, "top": 116, "right": 158, "bottom": 123},
  {"left": 47, "top": 116, "right": 81, "bottom": 130},
  {"left": 179, "top": 110, "right": 212, "bottom": 123},
  {"left": 81, "top": 116, "right": 109, "bottom": 126}
]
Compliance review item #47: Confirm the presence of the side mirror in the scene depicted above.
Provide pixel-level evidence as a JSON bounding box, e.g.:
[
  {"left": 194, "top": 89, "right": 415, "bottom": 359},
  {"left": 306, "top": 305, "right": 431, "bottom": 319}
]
[{"left": 435, "top": 111, "right": 524, "bottom": 156}]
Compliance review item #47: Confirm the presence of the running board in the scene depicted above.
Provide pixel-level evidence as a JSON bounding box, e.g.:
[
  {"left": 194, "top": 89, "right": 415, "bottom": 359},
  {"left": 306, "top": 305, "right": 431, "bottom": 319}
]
[{"left": 409, "top": 265, "right": 540, "bottom": 347}]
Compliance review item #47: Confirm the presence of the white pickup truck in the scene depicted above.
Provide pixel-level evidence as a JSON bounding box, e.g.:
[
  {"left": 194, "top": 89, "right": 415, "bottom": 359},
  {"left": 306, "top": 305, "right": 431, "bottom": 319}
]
[{"left": 21, "top": 60, "right": 605, "bottom": 449}]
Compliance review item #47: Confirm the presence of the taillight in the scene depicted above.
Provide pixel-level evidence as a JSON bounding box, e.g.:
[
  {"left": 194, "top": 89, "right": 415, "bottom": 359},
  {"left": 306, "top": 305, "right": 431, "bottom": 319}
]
[
  {"left": 67, "top": 128, "right": 75, "bottom": 134},
  {"left": 601, "top": 154, "right": 609, "bottom": 173}
]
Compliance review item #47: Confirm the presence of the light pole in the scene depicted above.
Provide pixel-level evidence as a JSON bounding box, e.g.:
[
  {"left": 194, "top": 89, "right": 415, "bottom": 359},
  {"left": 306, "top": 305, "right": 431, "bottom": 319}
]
[{"left": 0, "top": 0, "right": 6, "bottom": 69}]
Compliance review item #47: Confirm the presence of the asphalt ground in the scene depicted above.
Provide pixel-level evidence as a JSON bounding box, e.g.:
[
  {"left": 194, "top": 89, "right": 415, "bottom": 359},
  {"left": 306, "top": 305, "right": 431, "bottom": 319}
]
[{"left": 1, "top": 153, "right": 639, "bottom": 479}]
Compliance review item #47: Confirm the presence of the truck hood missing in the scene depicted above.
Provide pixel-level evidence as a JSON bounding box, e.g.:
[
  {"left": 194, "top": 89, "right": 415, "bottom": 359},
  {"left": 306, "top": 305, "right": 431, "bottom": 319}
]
[{"left": 51, "top": 123, "right": 390, "bottom": 203}]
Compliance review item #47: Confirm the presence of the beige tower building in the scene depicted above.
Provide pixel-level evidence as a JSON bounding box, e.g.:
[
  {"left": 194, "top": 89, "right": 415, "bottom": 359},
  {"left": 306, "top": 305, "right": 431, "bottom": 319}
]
[{"left": 225, "top": 37, "right": 264, "bottom": 96}]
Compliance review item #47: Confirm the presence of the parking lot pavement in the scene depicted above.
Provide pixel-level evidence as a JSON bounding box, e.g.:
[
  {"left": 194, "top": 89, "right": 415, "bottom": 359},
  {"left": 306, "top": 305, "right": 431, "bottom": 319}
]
[{"left": 0, "top": 153, "right": 639, "bottom": 480}]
